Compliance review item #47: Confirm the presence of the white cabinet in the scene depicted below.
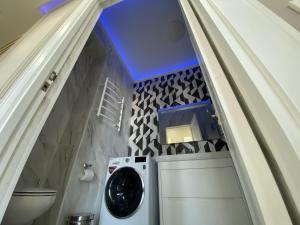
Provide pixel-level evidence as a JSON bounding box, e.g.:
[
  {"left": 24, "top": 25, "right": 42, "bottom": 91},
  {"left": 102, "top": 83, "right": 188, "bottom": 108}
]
[{"left": 157, "top": 153, "right": 252, "bottom": 225}]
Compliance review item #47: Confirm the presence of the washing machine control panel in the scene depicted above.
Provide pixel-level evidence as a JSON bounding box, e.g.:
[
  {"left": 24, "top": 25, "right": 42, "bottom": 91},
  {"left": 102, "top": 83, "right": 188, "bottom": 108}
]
[{"left": 108, "top": 156, "right": 149, "bottom": 174}]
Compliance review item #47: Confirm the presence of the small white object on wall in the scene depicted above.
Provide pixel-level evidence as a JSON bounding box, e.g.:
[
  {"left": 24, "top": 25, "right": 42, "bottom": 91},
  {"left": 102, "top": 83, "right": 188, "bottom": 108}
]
[
  {"left": 79, "top": 163, "right": 94, "bottom": 182},
  {"left": 288, "top": 0, "right": 300, "bottom": 14}
]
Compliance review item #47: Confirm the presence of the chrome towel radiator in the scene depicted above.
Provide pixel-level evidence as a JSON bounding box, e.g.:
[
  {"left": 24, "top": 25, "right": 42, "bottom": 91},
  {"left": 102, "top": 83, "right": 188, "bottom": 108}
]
[{"left": 96, "top": 77, "right": 124, "bottom": 132}]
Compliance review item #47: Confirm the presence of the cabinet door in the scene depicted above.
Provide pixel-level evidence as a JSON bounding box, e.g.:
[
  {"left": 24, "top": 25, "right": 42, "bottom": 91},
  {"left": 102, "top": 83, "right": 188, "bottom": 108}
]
[{"left": 158, "top": 158, "right": 252, "bottom": 225}]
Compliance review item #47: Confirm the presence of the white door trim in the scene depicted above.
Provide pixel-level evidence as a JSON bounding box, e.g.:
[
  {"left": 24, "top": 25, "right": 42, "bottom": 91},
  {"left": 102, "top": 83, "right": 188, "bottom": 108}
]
[
  {"left": 0, "top": 0, "right": 119, "bottom": 221},
  {"left": 179, "top": 1, "right": 293, "bottom": 224}
]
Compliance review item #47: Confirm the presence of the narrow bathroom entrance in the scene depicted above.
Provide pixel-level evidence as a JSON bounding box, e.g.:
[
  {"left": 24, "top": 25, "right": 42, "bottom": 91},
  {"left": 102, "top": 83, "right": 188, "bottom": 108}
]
[{"left": 0, "top": 1, "right": 260, "bottom": 225}]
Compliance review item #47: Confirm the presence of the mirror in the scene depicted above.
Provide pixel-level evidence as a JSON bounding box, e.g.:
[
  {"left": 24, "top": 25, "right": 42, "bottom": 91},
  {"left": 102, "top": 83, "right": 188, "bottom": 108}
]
[{"left": 158, "top": 101, "right": 221, "bottom": 144}]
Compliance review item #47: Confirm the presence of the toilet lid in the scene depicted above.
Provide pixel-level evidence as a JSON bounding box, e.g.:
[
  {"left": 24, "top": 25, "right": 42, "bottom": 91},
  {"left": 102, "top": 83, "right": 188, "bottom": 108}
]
[{"left": 13, "top": 188, "right": 57, "bottom": 196}]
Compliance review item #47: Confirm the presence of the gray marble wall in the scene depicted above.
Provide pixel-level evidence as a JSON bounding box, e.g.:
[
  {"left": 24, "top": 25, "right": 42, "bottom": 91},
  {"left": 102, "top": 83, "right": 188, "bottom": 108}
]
[
  {"left": 15, "top": 22, "right": 133, "bottom": 225},
  {"left": 15, "top": 32, "right": 105, "bottom": 225},
  {"left": 56, "top": 23, "right": 133, "bottom": 225}
]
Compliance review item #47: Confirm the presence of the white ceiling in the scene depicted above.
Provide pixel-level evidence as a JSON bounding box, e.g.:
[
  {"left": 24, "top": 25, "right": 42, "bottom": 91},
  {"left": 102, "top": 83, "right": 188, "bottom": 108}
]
[
  {"left": 0, "top": 0, "right": 69, "bottom": 50},
  {"left": 100, "top": 0, "right": 198, "bottom": 81},
  {"left": 0, "top": 0, "right": 43, "bottom": 48}
]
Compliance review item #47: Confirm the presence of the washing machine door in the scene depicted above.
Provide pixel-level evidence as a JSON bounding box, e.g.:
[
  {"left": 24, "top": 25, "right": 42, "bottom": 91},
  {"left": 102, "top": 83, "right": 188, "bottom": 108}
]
[{"left": 105, "top": 167, "right": 144, "bottom": 218}]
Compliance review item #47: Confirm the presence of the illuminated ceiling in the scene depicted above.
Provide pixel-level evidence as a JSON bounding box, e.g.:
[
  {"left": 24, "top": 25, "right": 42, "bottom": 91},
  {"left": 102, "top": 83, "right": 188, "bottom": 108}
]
[{"left": 100, "top": 0, "right": 198, "bottom": 81}]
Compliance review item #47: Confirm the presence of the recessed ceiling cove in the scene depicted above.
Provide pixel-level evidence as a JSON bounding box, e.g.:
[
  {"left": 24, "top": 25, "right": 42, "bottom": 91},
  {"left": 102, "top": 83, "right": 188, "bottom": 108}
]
[{"left": 100, "top": 0, "right": 198, "bottom": 81}]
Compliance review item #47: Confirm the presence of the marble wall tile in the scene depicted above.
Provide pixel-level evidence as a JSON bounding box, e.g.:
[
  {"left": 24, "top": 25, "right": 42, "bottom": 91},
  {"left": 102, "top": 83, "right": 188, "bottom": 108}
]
[
  {"left": 33, "top": 35, "right": 107, "bottom": 225},
  {"left": 55, "top": 23, "right": 133, "bottom": 225}
]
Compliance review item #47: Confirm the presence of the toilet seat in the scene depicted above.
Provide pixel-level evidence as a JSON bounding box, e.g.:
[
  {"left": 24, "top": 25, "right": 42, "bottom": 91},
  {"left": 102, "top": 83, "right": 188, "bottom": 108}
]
[{"left": 13, "top": 188, "right": 57, "bottom": 196}]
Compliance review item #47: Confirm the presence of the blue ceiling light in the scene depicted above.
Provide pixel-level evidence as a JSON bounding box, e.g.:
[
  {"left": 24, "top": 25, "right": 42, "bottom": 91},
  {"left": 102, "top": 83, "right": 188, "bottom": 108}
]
[
  {"left": 99, "top": 0, "right": 199, "bottom": 81},
  {"left": 137, "top": 58, "right": 200, "bottom": 81},
  {"left": 99, "top": 13, "right": 137, "bottom": 77},
  {"left": 158, "top": 100, "right": 210, "bottom": 112}
]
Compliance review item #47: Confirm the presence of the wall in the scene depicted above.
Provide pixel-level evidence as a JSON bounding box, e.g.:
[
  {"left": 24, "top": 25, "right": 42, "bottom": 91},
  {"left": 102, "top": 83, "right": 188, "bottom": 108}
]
[
  {"left": 0, "top": 0, "right": 72, "bottom": 52},
  {"left": 55, "top": 22, "right": 133, "bottom": 225},
  {"left": 258, "top": 0, "right": 300, "bottom": 31},
  {"left": 14, "top": 31, "right": 105, "bottom": 225},
  {"left": 128, "top": 67, "right": 228, "bottom": 156},
  {"left": 0, "top": 0, "right": 41, "bottom": 49}
]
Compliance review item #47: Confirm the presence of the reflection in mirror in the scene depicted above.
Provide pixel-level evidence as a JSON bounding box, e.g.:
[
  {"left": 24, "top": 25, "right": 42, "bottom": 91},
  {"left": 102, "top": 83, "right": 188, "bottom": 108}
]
[
  {"left": 0, "top": 0, "right": 71, "bottom": 55},
  {"left": 158, "top": 101, "right": 221, "bottom": 145}
]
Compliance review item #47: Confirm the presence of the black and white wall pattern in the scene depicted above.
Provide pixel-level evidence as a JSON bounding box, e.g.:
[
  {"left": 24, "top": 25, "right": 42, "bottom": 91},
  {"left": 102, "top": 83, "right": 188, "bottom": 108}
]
[{"left": 128, "top": 66, "right": 228, "bottom": 156}]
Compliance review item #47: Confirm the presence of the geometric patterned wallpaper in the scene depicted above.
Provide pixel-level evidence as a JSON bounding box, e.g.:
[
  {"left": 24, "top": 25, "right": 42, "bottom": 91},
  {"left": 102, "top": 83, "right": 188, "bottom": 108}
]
[{"left": 128, "top": 66, "right": 228, "bottom": 157}]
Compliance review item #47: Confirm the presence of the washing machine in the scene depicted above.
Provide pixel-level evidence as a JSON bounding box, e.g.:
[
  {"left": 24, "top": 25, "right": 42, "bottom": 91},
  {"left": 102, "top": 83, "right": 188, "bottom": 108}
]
[{"left": 99, "top": 156, "right": 158, "bottom": 225}]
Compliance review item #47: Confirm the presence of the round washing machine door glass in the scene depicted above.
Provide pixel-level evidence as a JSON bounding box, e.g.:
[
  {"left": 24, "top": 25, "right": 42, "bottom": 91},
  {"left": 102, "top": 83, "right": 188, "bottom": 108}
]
[{"left": 105, "top": 167, "right": 144, "bottom": 218}]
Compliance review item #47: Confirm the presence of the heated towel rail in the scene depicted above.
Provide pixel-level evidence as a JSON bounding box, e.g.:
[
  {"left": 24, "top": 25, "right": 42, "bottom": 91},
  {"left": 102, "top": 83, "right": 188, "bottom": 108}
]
[{"left": 96, "top": 77, "right": 124, "bottom": 132}]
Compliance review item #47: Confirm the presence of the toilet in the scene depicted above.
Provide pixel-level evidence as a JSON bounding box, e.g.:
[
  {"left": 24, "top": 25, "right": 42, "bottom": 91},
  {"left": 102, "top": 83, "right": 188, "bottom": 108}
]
[{"left": 2, "top": 188, "right": 57, "bottom": 225}]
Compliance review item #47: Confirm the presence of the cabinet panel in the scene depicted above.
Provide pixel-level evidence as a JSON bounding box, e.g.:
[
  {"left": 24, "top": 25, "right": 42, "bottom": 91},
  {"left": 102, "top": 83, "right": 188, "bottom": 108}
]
[
  {"left": 161, "top": 166, "right": 242, "bottom": 198},
  {"left": 162, "top": 198, "right": 251, "bottom": 225},
  {"left": 158, "top": 155, "right": 252, "bottom": 225}
]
